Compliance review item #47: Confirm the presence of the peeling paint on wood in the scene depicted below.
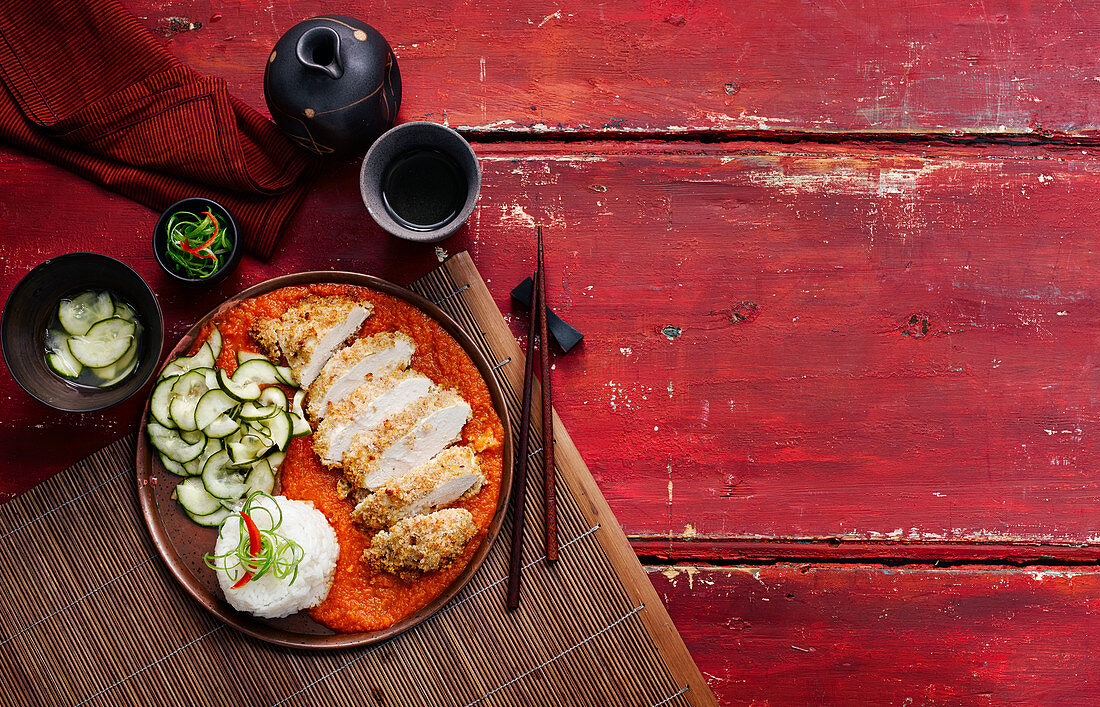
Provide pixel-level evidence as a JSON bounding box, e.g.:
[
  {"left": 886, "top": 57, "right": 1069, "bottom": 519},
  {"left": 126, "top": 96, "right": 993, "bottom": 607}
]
[
  {"left": 126, "top": 0, "right": 1100, "bottom": 137},
  {"left": 648, "top": 565, "right": 1100, "bottom": 704}
]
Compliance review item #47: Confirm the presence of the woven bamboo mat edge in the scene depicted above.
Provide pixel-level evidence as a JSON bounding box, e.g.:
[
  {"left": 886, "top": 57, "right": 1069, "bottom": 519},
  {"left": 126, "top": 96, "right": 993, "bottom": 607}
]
[{"left": 417, "top": 252, "right": 715, "bottom": 707}]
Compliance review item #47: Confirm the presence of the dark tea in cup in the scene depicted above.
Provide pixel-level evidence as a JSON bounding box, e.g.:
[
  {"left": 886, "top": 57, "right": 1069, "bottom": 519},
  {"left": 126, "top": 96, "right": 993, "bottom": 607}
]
[{"left": 381, "top": 148, "right": 468, "bottom": 232}]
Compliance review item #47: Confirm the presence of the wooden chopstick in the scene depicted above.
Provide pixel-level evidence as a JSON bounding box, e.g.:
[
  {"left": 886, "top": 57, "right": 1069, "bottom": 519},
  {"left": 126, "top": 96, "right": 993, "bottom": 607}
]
[
  {"left": 507, "top": 264, "right": 541, "bottom": 610},
  {"left": 538, "top": 227, "right": 557, "bottom": 562}
]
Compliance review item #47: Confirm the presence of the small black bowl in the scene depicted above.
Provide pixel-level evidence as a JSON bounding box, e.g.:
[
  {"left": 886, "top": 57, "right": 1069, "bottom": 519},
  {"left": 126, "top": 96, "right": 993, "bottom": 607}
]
[
  {"left": 153, "top": 198, "right": 241, "bottom": 285},
  {"left": 360, "top": 121, "right": 481, "bottom": 243},
  {"left": 1, "top": 253, "right": 164, "bottom": 412}
]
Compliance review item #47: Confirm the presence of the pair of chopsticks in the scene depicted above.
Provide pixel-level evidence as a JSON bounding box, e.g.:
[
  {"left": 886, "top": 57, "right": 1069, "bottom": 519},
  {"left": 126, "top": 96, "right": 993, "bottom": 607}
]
[{"left": 507, "top": 226, "right": 557, "bottom": 610}]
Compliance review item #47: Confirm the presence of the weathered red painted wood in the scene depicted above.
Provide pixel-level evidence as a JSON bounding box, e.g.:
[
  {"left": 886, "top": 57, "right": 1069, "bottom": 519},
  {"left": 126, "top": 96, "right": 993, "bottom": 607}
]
[
  {"left": 634, "top": 538, "right": 1100, "bottom": 564},
  {"left": 3, "top": 140, "right": 1099, "bottom": 556},
  {"left": 648, "top": 564, "right": 1100, "bottom": 705},
  {"left": 131, "top": 0, "right": 1100, "bottom": 138}
]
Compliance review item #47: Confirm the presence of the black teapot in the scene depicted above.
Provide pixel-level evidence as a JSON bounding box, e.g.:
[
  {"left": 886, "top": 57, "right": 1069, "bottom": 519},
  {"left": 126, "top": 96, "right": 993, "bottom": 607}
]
[{"left": 264, "top": 16, "right": 401, "bottom": 156}]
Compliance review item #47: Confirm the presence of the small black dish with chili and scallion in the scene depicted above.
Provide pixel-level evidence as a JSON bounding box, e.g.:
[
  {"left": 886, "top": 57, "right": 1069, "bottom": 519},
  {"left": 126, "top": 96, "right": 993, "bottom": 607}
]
[{"left": 153, "top": 198, "right": 241, "bottom": 284}]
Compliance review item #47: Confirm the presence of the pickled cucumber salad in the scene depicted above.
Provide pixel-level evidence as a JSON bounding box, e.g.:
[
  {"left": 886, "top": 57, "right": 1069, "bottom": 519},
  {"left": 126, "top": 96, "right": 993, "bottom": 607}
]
[
  {"left": 146, "top": 325, "right": 312, "bottom": 527},
  {"left": 45, "top": 290, "right": 142, "bottom": 387}
]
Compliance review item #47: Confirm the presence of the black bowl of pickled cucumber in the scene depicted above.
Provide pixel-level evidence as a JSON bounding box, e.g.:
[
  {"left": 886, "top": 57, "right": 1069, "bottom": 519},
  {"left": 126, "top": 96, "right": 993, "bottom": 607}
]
[{"left": 1, "top": 253, "right": 164, "bottom": 412}]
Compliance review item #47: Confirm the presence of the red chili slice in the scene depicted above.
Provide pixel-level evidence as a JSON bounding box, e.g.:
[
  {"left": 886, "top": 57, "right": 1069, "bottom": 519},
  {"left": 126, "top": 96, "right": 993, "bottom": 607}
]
[
  {"left": 180, "top": 211, "right": 220, "bottom": 259},
  {"left": 230, "top": 511, "right": 263, "bottom": 589}
]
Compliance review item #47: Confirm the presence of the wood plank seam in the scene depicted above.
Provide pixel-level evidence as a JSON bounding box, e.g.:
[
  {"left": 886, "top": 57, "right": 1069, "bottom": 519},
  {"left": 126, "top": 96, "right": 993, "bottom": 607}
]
[
  {"left": 632, "top": 539, "right": 1100, "bottom": 564},
  {"left": 459, "top": 128, "right": 1100, "bottom": 148}
]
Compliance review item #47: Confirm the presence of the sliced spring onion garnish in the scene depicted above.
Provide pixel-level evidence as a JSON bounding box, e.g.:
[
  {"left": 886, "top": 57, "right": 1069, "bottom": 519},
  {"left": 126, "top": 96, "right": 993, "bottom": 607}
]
[
  {"left": 203, "top": 490, "right": 304, "bottom": 588},
  {"left": 164, "top": 209, "right": 233, "bottom": 279}
]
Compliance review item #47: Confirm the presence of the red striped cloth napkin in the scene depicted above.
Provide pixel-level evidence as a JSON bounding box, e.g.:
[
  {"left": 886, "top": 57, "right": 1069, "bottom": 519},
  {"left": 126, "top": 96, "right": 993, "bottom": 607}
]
[{"left": 0, "top": 0, "right": 318, "bottom": 258}]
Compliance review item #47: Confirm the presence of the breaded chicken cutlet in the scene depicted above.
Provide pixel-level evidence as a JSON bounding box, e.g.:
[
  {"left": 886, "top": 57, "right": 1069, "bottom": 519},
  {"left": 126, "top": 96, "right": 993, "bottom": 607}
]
[
  {"left": 312, "top": 370, "right": 434, "bottom": 466},
  {"left": 307, "top": 332, "right": 415, "bottom": 421},
  {"left": 351, "top": 445, "right": 486, "bottom": 530},
  {"left": 342, "top": 389, "right": 472, "bottom": 490},
  {"left": 251, "top": 294, "right": 372, "bottom": 387},
  {"left": 361, "top": 508, "right": 478, "bottom": 579}
]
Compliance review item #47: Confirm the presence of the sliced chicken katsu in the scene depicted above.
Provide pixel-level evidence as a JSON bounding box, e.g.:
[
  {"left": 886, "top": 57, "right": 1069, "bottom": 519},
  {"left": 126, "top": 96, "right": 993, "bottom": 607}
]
[
  {"left": 307, "top": 331, "right": 415, "bottom": 421},
  {"left": 342, "top": 390, "right": 472, "bottom": 490},
  {"left": 351, "top": 446, "right": 486, "bottom": 530},
  {"left": 251, "top": 294, "right": 372, "bottom": 387},
  {"left": 312, "top": 371, "right": 434, "bottom": 466},
  {"left": 361, "top": 508, "right": 478, "bottom": 579}
]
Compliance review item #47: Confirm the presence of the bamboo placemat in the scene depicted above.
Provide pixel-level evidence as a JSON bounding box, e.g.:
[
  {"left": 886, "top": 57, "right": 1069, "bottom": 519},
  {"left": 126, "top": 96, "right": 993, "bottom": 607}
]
[{"left": 0, "top": 252, "right": 715, "bottom": 707}]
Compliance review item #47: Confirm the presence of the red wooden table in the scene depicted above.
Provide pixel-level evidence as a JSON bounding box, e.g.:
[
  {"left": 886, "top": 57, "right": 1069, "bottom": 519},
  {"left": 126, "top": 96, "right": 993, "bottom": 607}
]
[{"left": 2, "top": 1, "right": 1099, "bottom": 703}]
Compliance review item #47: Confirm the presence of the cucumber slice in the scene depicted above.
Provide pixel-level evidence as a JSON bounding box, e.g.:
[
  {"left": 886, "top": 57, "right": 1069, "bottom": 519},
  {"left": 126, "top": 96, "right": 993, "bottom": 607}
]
[
  {"left": 147, "top": 422, "right": 205, "bottom": 463},
  {"left": 274, "top": 365, "right": 297, "bottom": 386},
  {"left": 244, "top": 421, "right": 274, "bottom": 445},
  {"left": 203, "top": 414, "right": 240, "bottom": 439},
  {"left": 45, "top": 327, "right": 67, "bottom": 351},
  {"left": 207, "top": 326, "right": 223, "bottom": 359},
  {"left": 239, "top": 402, "right": 279, "bottom": 420},
  {"left": 175, "top": 476, "right": 222, "bottom": 515},
  {"left": 202, "top": 450, "right": 249, "bottom": 499},
  {"left": 267, "top": 451, "right": 286, "bottom": 470},
  {"left": 160, "top": 355, "right": 192, "bottom": 379},
  {"left": 68, "top": 317, "right": 135, "bottom": 367},
  {"left": 237, "top": 351, "right": 267, "bottom": 365},
  {"left": 151, "top": 376, "right": 180, "bottom": 427},
  {"left": 261, "top": 411, "right": 292, "bottom": 452},
  {"left": 99, "top": 357, "right": 139, "bottom": 387},
  {"left": 91, "top": 338, "right": 138, "bottom": 380},
  {"left": 232, "top": 359, "right": 284, "bottom": 387},
  {"left": 59, "top": 291, "right": 113, "bottom": 336},
  {"left": 289, "top": 390, "right": 311, "bottom": 438},
  {"left": 46, "top": 350, "right": 81, "bottom": 378},
  {"left": 169, "top": 369, "right": 212, "bottom": 431},
  {"left": 244, "top": 458, "right": 275, "bottom": 496},
  {"left": 190, "top": 342, "right": 216, "bottom": 369},
  {"left": 217, "top": 367, "right": 261, "bottom": 401},
  {"left": 161, "top": 341, "right": 216, "bottom": 378},
  {"left": 195, "top": 389, "right": 237, "bottom": 431},
  {"left": 188, "top": 506, "right": 233, "bottom": 527},
  {"left": 112, "top": 300, "right": 137, "bottom": 321},
  {"left": 179, "top": 429, "right": 205, "bottom": 445},
  {"left": 258, "top": 387, "right": 288, "bottom": 410},
  {"left": 183, "top": 438, "right": 223, "bottom": 476},
  {"left": 159, "top": 453, "right": 189, "bottom": 477},
  {"left": 228, "top": 434, "right": 271, "bottom": 466},
  {"left": 45, "top": 328, "right": 82, "bottom": 378}
]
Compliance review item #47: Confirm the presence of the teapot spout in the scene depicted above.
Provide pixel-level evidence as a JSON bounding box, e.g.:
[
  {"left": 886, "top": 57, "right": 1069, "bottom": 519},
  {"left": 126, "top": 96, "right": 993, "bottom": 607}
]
[{"left": 295, "top": 26, "right": 344, "bottom": 80}]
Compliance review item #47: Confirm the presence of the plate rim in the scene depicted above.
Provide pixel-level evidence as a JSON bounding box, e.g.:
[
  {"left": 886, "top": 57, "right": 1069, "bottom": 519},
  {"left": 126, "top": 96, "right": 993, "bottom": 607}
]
[{"left": 135, "top": 271, "right": 513, "bottom": 649}]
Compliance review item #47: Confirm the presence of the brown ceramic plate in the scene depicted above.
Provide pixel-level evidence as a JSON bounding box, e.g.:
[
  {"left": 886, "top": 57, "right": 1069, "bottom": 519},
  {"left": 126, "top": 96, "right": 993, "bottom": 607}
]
[{"left": 135, "top": 272, "right": 512, "bottom": 649}]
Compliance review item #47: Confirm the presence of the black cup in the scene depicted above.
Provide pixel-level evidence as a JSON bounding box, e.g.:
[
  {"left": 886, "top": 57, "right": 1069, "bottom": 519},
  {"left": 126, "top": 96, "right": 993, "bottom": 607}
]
[{"left": 359, "top": 121, "right": 481, "bottom": 243}]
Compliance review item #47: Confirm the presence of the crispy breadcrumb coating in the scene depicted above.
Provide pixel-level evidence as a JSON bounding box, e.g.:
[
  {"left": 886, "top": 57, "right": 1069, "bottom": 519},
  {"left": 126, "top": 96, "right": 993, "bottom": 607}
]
[
  {"left": 361, "top": 508, "right": 477, "bottom": 579},
  {"left": 249, "top": 294, "right": 371, "bottom": 386},
  {"left": 351, "top": 446, "right": 485, "bottom": 530}
]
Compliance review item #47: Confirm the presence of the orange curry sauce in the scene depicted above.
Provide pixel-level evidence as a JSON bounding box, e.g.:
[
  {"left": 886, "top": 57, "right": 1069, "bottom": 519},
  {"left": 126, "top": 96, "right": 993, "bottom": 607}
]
[{"left": 200, "top": 283, "right": 504, "bottom": 633}]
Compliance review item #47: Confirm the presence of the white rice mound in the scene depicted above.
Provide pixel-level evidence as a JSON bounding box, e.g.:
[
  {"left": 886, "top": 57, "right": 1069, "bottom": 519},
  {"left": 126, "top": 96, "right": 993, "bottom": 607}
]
[{"left": 214, "top": 495, "right": 339, "bottom": 619}]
